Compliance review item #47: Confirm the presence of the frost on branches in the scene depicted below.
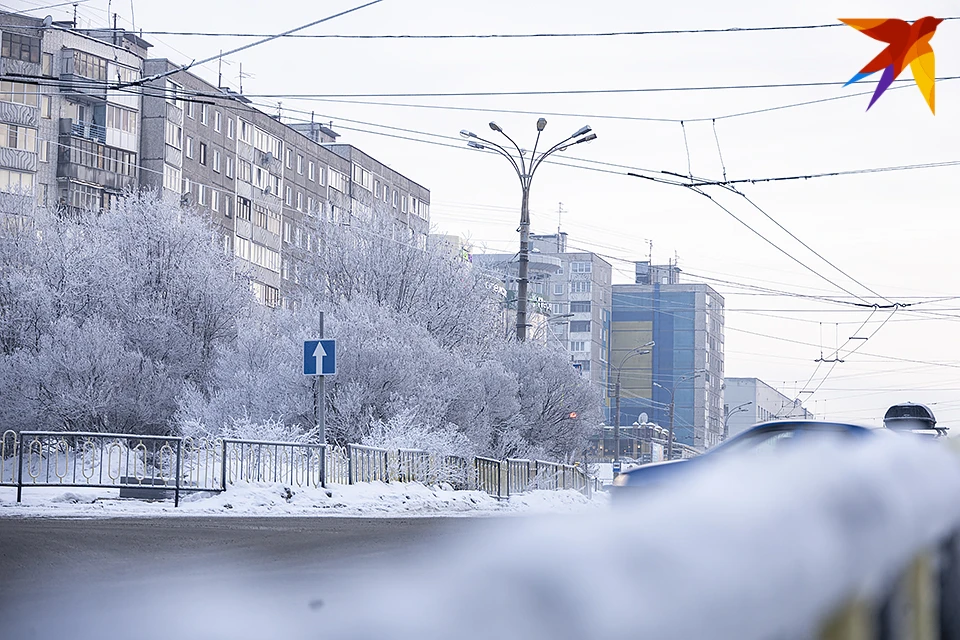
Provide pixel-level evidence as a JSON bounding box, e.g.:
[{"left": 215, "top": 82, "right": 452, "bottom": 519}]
[{"left": 0, "top": 194, "right": 601, "bottom": 461}]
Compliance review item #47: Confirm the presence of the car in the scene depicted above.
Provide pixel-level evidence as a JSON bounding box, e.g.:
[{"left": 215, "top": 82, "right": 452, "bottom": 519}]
[
  {"left": 883, "top": 402, "right": 946, "bottom": 438},
  {"left": 610, "top": 420, "right": 875, "bottom": 498}
]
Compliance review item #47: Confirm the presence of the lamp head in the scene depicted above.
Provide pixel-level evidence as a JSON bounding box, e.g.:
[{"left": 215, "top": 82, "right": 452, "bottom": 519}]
[
  {"left": 460, "top": 130, "right": 477, "bottom": 139},
  {"left": 489, "top": 121, "right": 502, "bottom": 133},
  {"left": 536, "top": 117, "right": 547, "bottom": 131},
  {"left": 572, "top": 125, "right": 592, "bottom": 137}
]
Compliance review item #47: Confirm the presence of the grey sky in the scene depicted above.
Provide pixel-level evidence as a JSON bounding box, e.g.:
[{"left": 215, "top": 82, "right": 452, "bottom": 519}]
[{"left": 14, "top": 0, "right": 960, "bottom": 427}]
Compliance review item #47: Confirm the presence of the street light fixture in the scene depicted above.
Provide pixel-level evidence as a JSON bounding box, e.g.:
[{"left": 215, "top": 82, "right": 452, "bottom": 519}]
[
  {"left": 611, "top": 340, "right": 655, "bottom": 471},
  {"left": 653, "top": 369, "right": 706, "bottom": 460},
  {"left": 461, "top": 118, "right": 596, "bottom": 341},
  {"left": 722, "top": 401, "right": 754, "bottom": 442}
]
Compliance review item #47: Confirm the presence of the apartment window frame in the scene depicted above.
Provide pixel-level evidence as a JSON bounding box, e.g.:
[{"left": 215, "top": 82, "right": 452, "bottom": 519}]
[
  {"left": 213, "top": 149, "right": 221, "bottom": 173},
  {"left": 185, "top": 136, "right": 194, "bottom": 159},
  {"left": 2, "top": 32, "right": 41, "bottom": 64},
  {"left": 214, "top": 111, "right": 222, "bottom": 133}
]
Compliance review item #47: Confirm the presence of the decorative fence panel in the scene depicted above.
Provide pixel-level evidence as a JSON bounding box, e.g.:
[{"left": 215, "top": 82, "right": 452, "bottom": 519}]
[
  {"left": 347, "top": 443, "right": 389, "bottom": 484},
  {"left": 222, "top": 439, "right": 325, "bottom": 489},
  {"left": 475, "top": 457, "right": 503, "bottom": 498}
]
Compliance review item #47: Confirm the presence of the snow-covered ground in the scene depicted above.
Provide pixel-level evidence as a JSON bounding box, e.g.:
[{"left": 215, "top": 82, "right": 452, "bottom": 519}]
[{"left": 0, "top": 481, "right": 606, "bottom": 518}]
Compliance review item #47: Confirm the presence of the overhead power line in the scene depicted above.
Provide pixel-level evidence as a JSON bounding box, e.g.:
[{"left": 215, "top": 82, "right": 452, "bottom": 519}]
[
  {"left": 238, "top": 76, "right": 960, "bottom": 99},
  {"left": 122, "top": 16, "right": 960, "bottom": 39}
]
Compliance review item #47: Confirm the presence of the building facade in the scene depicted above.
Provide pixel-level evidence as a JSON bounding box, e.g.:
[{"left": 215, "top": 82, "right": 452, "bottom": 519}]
[
  {"left": 610, "top": 263, "right": 725, "bottom": 452},
  {"left": 471, "top": 232, "right": 612, "bottom": 389},
  {"left": 722, "top": 377, "right": 813, "bottom": 440}
]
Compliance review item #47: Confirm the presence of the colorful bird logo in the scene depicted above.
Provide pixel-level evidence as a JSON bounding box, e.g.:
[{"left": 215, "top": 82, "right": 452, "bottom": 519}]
[{"left": 841, "top": 17, "right": 943, "bottom": 113}]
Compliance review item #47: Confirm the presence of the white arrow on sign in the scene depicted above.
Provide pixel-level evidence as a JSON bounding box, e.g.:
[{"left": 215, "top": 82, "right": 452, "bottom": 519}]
[{"left": 312, "top": 341, "right": 327, "bottom": 365}]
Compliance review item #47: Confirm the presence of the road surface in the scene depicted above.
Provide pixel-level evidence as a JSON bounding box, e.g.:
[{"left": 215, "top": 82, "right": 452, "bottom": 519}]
[{"left": 0, "top": 516, "right": 483, "bottom": 638}]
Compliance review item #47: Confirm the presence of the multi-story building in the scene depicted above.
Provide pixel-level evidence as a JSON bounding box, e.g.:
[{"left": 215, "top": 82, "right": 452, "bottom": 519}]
[
  {"left": 610, "top": 262, "right": 725, "bottom": 452},
  {"left": 471, "top": 232, "right": 612, "bottom": 389},
  {"left": 0, "top": 10, "right": 429, "bottom": 308},
  {"left": 138, "top": 61, "right": 430, "bottom": 308},
  {"left": 0, "top": 12, "right": 149, "bottom": 213},
  {"left": 722, "top": 377, "right": 813, "bottom": 440}
]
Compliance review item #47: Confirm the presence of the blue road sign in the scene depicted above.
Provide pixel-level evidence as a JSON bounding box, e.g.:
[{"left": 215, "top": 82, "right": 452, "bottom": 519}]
[{"left": 303, "top": 339, "right": 336, "bottom": 376}]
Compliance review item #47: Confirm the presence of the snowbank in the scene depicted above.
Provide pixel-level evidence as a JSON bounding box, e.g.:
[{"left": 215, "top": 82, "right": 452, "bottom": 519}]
[{"left": 0, "top": 481, "right": 605, "bottom": 518}]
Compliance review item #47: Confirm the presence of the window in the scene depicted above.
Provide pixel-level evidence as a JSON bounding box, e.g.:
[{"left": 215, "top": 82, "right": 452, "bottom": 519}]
[
  {"left": 213, "top": 149, "right": 221, "bottom": 173},
  {"left": 236, "top": 196, "right": 252, "bottom": 221},
  {"left": 163, "top": 164, "right": 180, "bottom": 192},
  {"left": 284, "top": 185, "right": 291, "bottom": 206},
  {"left": 186, "top": 101, "right": 194, "bottom": 119},
  {"left": 39, "top": 140, "right": 49, "bottom": 162},
  {"left": 283, "top": 221, "right": 291, "bottom": 243},
  {"left": 3, "top": 32, "right": 41, "bottom": 63},
  {"left": 198, "top": 142, "right": 207, "bottom": 165},
  {"left": 0, "top": 81, "right": 38, "bottom": 107},
  {"left": 571, "top": 261, "right": 592, "bottom": 273},
  {"left": 0, "top": 124, "right": 37, "bottom": 152},
  {"left": 185, "top": 136, "right": 194, "bottom": 159},
  {"left": 569, "top": 321, "right": 591, "bottom": 333},
  {"left": 554, "top": 284, "right": 564, "bottom": 296},
  {"left": 214, "top": 111, "right": 222, "bottom": 132},
  {"left": 164, "top": 121, "right": 182, "bottom": 149},
  {"left": 383, "top": 186, "right": 389, "bottom": 203},
  {"left": 198, "top": 185, "right": 207, "bottom": 206},
  {"left": 571, "top": 281, "right": 592, "bottom": 293},
  {"left": 570, "top": 301, "right": 592, "bottom": 313},
  {"left": 296, "top": 191, "right": 303, "bottom": 211},
  {"left": 238, "top": 160, "right": 252, "bottom": 183},
  {"left": 401, "top": 195, "right": 407, "bottom": 213},
  {"left": 227, "top": 118, "right": 235, "bottom": 139},
  {"left": 308, "top": 161, "right": 315, "bottom": 181},
  {"left": 329, "top": 169, "right": 347, "bottom": 193},
  {"left": 238, "top": 119, "right": 251, "bottom": 144},
  {"left": 570, "top": 341, "right": 586, "bottom": 352},
  {"left": 352, "top": 163, "right": 372, "bottom": 191},
  {"left": 40, "top": 95, "right": 51, "bottom": 118},
  {"left": 105, "top": 104, "right": 138, "bottom": 135},
  {"left": 225, "top": 156, "right": 234, "bottom": 178},
  {"left": 317, "top": 165, "right": 324, "bottom": 186},
  {"left": 200, "top": 104, "right": 208, "bottom": 125},
  {"left": 295, "top": 227, "right": 302, "bottom": 247},
  {"left": 307, "top": 196, "right": 314, "bottom": 215},
  {"left": 285, "top": 148, "right": 292, "bottom": 169},
  {"left": 71, "top": 51, "right": 107, "bottom": 81},
  {"left": 165, "top": 80, "right": 181, "bottom": 109},
  {"left": 223, "top": 195, "right": 233, "bottom": 218},
  {"left": 42, "top": 52, "right": 53, "bottom": 76},
  {"left": 297, "top": 154, "right": 304, "bottom": 175}
]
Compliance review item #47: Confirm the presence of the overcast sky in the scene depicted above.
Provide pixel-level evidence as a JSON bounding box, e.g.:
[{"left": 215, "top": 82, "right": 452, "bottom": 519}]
[{"left": 12, "top": 0, "right": 960, "bottom": 428}]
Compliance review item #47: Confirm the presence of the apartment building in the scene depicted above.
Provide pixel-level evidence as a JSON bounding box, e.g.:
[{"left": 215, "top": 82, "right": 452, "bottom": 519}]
[
  {"left": 471, "top": 232, "right": 612, "bottom": 388},
  {"left": 723, "top": 377, "right": 813, "bottom": 440},
  {"left": 0, "top": 12, "right": 149, "bottom": 212}
]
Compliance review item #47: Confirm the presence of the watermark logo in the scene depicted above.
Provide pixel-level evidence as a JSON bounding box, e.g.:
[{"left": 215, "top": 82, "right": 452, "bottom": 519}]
[{"left": 841, "top": 17, "right": 943, "bottom": 113}]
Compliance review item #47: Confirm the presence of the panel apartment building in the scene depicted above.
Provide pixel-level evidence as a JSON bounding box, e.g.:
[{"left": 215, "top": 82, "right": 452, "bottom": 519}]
[
  {"left": 723, "top": 377, "right": 813, "bottom": 440},
  {"left": 471, "top": 232, "right": 613, "bottom": 389},
  {"left": 610, "top": 262, "right": 725, "bottom": 452},
  {"left": 0, "top": 11, "right": 430, "bottom": 309}
]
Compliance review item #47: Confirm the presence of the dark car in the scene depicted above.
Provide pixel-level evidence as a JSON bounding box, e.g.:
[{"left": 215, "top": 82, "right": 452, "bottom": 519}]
[
  {"left": 883, "top": 402, "right": 946, "bottom": 438},
  {"left": 610, "top": 420, "right": 875, "bottom": 497}
]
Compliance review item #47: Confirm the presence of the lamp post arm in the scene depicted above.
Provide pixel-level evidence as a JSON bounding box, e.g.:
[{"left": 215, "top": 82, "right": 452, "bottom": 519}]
[
  {"left": 494, "top": 128, "right": 528, "bottom": 177},
  {"left": 530, "top": 133, "right": 579, "bottom": 177},
  {"left": 471, "top": 135, "right": 523, "bottom": 181}
]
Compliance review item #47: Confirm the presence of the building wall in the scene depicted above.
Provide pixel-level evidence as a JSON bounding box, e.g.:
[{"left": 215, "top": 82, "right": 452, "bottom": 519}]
[
  {"left": 723, "top": 377, "right": 814, "bottom": 440},
  {"left": 610, "top": 282, "right": 725, "bottom": 451}
]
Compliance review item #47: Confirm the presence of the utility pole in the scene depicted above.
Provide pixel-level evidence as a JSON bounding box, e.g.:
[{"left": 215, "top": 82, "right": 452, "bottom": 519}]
[
  {"left": 723, "top": 401, "right": 753, "bottom": 442},
  {"left": 655, "top": 370, "right": 704, "bottom": 461}
]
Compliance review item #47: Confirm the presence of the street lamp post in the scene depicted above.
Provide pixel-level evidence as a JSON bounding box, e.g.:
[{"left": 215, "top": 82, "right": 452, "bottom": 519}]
[
  {"left": 612, "top": 341, "right": 655, "bottom": 470},
  {"left": 460, "top": 120, "right": 597, "bottom": 341},
  {"left": 722, "top": 401, "right": 754, "bottom": 442},
  {"left": 654, "top": 370, "right": 705, "bottom": 460}
]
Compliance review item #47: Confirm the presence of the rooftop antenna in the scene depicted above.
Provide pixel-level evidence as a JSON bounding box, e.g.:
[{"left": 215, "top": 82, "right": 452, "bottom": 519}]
[
  {"left": 557, "top": 202, "right": 564, "bottom": 253},
  {"left": 218, "top": 50, "right": 222, "bottom": 87},
  {"left": 129, "top": 0, "right": 136, "bottom": 33},
  {"left": 72, "top": 3, "right": 78, "bottom": 28},
  {"left": 648, "top": 239, "right": 653, "bottom": 263}
]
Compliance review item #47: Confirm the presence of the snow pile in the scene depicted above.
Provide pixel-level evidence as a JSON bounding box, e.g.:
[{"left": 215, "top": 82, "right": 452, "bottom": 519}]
[
  {"left": 0, "top": 481, "right": 604, "bottom": 518},
  {"left": 316, "top": 435, "right": 960, "bottom": 640}
]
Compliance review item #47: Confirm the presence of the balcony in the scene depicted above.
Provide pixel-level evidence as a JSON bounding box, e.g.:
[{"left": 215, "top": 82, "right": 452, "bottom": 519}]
[{"left": 59, "top": 118, "right": 106, "bottom": 144}]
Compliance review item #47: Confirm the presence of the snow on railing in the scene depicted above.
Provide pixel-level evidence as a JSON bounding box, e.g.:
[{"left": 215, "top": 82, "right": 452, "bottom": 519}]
[{"left": 320, "top": 435, "right": 960, "bottom": 640}]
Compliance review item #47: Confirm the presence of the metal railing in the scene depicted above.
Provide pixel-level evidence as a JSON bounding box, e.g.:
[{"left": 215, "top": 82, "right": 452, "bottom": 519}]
[
  {"left": 347, "top": 443, "right": 389, "bottom": 484},
  {"left": 221, "top": 438, "right": 326, "bottom": 489},
  {"left": 1, "top": 430, "right": 601, "bottom": 506}
]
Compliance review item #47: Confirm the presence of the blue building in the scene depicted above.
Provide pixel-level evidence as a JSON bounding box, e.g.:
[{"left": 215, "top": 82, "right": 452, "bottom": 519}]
[{"left": 608, "top": 262, "right": 725, "bottom": 452}]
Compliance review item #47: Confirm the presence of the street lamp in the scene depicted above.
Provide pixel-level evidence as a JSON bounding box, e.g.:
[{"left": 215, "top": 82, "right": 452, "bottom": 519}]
[
  {"left": 611, "top": 341, "right": 655, "bottom": 470},
  {"left": 460, "top": 120, "right": 597, "bottom": 341},
  {"left": 653, "top": 369, "right": 706, "bottom": 460},
  {"left": 722, "top": 401, "right": 753, "bottom": 442}
]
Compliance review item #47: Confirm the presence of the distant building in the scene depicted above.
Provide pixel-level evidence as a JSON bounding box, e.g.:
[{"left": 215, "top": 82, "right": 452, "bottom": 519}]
[
  {"left": 610, "top": 263, "right": 725, "bottom": 452},
  {"left": 722, "top": 377, "right": 813, "bottom": 440},
  {"left": 471, "top": 233, "right": 612, "bottom": 389}
]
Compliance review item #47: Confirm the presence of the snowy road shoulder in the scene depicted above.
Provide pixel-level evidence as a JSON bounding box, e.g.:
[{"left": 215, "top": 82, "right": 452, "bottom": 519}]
[{"left": 0, "top": 482, "right": 607, "bottom": 518}]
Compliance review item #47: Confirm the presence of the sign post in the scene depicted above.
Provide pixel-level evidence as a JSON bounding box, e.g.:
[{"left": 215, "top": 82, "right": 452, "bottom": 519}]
[{"left": 304, "top": 312, "right": 336, "bottom": 444}]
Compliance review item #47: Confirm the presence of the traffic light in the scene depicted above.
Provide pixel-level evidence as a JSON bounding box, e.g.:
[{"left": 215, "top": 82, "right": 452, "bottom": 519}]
[{"left": 569, "top": 411, "right": 578, "bottom": 419}]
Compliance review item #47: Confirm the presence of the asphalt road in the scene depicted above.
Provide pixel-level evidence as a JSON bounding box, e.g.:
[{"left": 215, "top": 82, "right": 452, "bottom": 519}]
[{"left": 0, "top": 516, "right": 483, "bottom": 638}]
